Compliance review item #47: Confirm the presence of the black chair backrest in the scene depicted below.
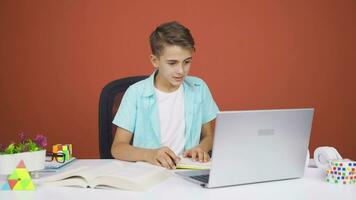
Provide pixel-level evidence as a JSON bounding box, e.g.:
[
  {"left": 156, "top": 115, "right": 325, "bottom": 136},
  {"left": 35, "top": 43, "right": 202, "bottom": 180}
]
[{"left": 98, "top": 75, "right": 148, "bottom": 159}]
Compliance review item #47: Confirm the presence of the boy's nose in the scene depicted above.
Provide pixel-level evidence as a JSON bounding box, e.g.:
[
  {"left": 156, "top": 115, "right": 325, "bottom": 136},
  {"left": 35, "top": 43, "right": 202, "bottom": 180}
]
[{"left": 176, "top": 64, "right": 184, "bottom": 74}]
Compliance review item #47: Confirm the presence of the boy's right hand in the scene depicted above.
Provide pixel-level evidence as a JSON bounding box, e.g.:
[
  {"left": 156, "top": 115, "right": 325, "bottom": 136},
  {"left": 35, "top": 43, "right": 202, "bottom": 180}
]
[{"left": 148, "top": 147, "right": 180, "bottom": 169}]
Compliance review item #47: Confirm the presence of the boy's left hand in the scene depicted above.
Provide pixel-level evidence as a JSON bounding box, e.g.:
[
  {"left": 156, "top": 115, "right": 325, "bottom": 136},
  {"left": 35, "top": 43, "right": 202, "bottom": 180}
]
[{"left": 183, "top": 146, "right": 210, "bottom": 163}]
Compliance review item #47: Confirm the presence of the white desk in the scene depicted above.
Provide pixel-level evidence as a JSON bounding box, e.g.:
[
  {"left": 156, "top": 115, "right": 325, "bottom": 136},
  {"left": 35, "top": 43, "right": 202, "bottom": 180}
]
[{"left": 1, "top": 159, "right": 355, "bottom": 200}]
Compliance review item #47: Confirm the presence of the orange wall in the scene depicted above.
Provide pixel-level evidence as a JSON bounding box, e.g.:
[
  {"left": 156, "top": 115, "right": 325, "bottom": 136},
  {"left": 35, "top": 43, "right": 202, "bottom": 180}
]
[{"left": 1, "top": 0, "right": 355, "bottom": 159}]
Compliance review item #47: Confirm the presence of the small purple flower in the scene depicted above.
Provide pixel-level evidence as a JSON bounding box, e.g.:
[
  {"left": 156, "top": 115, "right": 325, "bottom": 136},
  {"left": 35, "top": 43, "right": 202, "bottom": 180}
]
[
  {"left": 19, "top": 132, "right": 26, "bottom": 143},
  {"left": 33, "top": 134, "right": 48, "bottom": 148}
]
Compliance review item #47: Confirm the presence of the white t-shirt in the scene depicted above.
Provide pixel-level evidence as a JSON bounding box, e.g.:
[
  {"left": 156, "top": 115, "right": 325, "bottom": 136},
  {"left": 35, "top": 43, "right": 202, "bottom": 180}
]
[{"left": 155, "top": 85, "right": 186, "bottom": 155}]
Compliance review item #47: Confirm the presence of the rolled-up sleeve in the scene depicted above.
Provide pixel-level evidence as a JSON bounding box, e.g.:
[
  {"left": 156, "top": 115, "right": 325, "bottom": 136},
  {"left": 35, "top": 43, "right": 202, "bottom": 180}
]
[
  {"left": 112, "top": 86, "right": 137, "bottom": 133},
  {"left": 201, "top": 82, "right": 219, "bottom": 124}
]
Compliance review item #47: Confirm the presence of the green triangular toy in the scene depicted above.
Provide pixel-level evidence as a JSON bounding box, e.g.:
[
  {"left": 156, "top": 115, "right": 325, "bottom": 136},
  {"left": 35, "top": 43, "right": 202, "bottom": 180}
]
[{"left": 1, "top": 160, "right": 36, "bottom": 190}]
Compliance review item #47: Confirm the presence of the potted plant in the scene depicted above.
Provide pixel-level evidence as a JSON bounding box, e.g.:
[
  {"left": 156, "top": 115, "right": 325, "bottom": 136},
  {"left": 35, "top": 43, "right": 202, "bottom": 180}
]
[{"left": 0, "top": 133, "right": 47, "bottom": 175}]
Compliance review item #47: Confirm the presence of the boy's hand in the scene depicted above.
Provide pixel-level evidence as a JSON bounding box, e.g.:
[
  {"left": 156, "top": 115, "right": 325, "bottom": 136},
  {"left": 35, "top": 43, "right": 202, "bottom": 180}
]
[
  {"left": 148, "top": 147, "right": 180, "bottom": 169},
  {"left": 183, "top": 146, "right": 210, "bottom": 163}
]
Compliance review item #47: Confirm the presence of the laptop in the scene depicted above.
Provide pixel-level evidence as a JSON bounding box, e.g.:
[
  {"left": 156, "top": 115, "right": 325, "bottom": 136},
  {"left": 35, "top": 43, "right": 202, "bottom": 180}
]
[{"left": 176, "top": 108, "right": 314, "bottom": 188}]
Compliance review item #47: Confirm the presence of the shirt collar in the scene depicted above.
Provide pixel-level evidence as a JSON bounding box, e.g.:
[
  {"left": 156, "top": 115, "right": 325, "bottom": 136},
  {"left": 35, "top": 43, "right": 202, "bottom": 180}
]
[
  {"left": 142, "top": 70, "right": 200, "bottom": 97},
  {"left": 142, "top": 71, "right": 157, "bottom": 97}
]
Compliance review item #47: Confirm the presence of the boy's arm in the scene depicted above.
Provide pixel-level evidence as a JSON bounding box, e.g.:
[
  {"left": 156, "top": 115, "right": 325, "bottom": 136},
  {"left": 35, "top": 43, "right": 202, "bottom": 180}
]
[
  {"left": 183, "top": 119, "right": 215, "bottom": 162},
  {"left": 197, "top": 119, "right": 214, "bottom": 152},
  {"left": 111, "top": 127, "right": 180, "bottom": 169}
]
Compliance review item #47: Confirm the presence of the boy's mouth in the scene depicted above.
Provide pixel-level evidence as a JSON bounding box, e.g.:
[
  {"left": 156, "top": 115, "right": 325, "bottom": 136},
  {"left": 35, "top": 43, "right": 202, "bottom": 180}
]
[{"left": 173, "top": 76, "right": 184, "bottom": 82}]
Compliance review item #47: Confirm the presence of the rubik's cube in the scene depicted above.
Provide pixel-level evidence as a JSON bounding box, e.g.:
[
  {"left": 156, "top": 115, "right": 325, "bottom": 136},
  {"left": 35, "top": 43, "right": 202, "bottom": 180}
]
[
  {"left": 53, "top": 144, "right": 72, "bottom": 162},
  {"left": 325, "top": 160, "right": 356, "bottom": 185}
]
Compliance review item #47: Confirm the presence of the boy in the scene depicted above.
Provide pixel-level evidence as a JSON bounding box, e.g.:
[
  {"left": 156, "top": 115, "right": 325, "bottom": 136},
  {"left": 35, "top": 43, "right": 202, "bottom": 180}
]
[{"left": 111, "top": 21, "right": 219, "bottom": 169}]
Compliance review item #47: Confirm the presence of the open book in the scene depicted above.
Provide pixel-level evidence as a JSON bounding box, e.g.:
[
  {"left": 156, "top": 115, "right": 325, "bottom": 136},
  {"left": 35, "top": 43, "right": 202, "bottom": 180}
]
[
  {"left": 176, "top": 157, "right": 211, "bottom": 170},
  {"left": 39, "top": 161, "right": 171, "bottom": 190}
]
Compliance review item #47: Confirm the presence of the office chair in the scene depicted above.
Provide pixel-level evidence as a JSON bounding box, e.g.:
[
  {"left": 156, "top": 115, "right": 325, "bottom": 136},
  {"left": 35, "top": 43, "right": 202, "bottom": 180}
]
[{"left": 98, "top": 75, "right": 148, "bottom": 159}]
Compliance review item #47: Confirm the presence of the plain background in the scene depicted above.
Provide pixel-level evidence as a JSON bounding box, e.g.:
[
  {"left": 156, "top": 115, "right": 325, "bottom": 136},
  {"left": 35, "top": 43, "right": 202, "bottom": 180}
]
[{"left": 1, "top": 0, "right": 355, "bottom": 159}]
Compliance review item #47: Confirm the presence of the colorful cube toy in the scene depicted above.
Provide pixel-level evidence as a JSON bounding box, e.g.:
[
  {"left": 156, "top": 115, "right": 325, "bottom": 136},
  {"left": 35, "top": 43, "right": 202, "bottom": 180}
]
[
  {"left": 325, "top": 160, "right": 356, "bottom": 185},
  {"left": 53, "top": 144, "right": 72, "bottom": 162}
]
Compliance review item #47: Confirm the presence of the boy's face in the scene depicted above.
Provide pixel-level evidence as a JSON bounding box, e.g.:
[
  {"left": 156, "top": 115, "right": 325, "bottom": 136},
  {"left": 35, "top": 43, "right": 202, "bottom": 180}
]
[{"left": 151, "top": 45, "right": 193, "bottom": 92}]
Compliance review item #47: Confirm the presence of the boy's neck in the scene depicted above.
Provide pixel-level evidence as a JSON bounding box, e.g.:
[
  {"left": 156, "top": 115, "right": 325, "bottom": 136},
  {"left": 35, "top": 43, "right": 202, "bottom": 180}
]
[{"left": 154, "top": 73, "right": 181, "bottom": 93}]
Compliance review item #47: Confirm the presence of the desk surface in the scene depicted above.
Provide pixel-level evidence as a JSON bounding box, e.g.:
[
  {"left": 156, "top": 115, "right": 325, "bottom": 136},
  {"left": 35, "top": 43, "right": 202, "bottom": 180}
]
[{"left": 1, "top": 159, "right": 356, "bottom": 200}]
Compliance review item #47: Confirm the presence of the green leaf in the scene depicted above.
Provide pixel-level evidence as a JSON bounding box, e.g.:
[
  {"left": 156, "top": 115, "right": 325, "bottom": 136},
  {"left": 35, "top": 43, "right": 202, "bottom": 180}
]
[
  {"left": 14, "top": 143, "right": 25, "bottom": 153},
  {"left": 5, "top": 143, "right": 15, "bottom": 154},
  {"left": 1, "top": 134, "right": 44, "bottom": 154}
]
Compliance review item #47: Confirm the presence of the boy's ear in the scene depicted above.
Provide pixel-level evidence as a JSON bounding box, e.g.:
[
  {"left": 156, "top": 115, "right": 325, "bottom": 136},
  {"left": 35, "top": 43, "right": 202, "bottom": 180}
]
[{"left": 150, "top": 54, "right": 159, "bottom": 69}]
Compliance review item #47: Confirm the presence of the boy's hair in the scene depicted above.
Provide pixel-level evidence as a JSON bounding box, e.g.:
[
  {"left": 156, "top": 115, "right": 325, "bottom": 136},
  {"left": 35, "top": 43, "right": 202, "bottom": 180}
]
[{"left": 150, "top": 21, "right": 195, "bottom": 57}]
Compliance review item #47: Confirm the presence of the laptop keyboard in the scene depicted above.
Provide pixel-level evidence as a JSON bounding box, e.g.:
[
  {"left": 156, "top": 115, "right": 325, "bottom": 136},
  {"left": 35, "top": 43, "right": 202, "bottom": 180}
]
[{"left": 190, "top": 174, "right": 209, "bottom": 183}]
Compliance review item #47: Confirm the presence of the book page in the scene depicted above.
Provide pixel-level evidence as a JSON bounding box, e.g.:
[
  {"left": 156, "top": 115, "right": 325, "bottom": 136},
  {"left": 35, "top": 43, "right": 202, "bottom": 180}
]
[
  {"left": 39, "top": 160, "right": 125, "bottom": 187},
  {"left": 78, "top": 161, "right": 125, "bottom": 182},
  {"left": 39, "top": 161, "right": 169, "bottom": 190},
  {"left": 91, "top": 162, "right": 171, "bottom": 190},
  {"left": 38, "top": 166, "right": 89, "bottom": 187},
  {"left": 176, "top": 157, "right": 211, "bottom": 170},
  {"left": 40, "top": 177, "right": 88, "bottom": 188}
]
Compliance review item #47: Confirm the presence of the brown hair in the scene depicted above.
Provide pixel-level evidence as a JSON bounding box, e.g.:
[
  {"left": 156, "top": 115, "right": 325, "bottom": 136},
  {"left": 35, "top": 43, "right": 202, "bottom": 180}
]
[{"left": 149, "top": 21, "right": 195, "bottom": 57}]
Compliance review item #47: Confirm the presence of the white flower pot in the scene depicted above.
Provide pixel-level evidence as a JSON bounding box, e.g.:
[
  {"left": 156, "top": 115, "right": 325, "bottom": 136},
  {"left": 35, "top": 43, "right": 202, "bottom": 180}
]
[{"left": 0, "top": 150, "right": 46, "bottom": 175}]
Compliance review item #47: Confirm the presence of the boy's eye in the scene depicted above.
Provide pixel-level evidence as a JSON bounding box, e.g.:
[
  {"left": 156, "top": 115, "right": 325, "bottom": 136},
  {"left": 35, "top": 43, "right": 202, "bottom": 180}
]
[
  {"left": 184, "top": 60, "right": 192, "bottom": 64},
  {"left": 168, "top": 62, "right": 176, "bottom": 65}
]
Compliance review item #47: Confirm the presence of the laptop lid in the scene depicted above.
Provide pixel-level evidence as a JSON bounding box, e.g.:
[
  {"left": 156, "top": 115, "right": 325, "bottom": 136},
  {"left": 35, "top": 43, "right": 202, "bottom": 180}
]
[{"left": 176, "top": 108, "right": 314, "bottom": 188}]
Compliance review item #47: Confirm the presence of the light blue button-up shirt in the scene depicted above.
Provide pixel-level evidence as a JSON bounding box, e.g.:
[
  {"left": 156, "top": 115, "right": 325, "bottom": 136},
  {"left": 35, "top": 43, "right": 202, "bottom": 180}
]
[{"left": 112, "top": 71, "right": 219, "bottom": 151}]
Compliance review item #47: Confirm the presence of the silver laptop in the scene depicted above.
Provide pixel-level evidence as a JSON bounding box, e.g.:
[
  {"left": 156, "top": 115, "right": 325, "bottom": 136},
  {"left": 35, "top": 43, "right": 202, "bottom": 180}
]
[{"left": 176, "top": 108, "right": 314, "bottom": 188}]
